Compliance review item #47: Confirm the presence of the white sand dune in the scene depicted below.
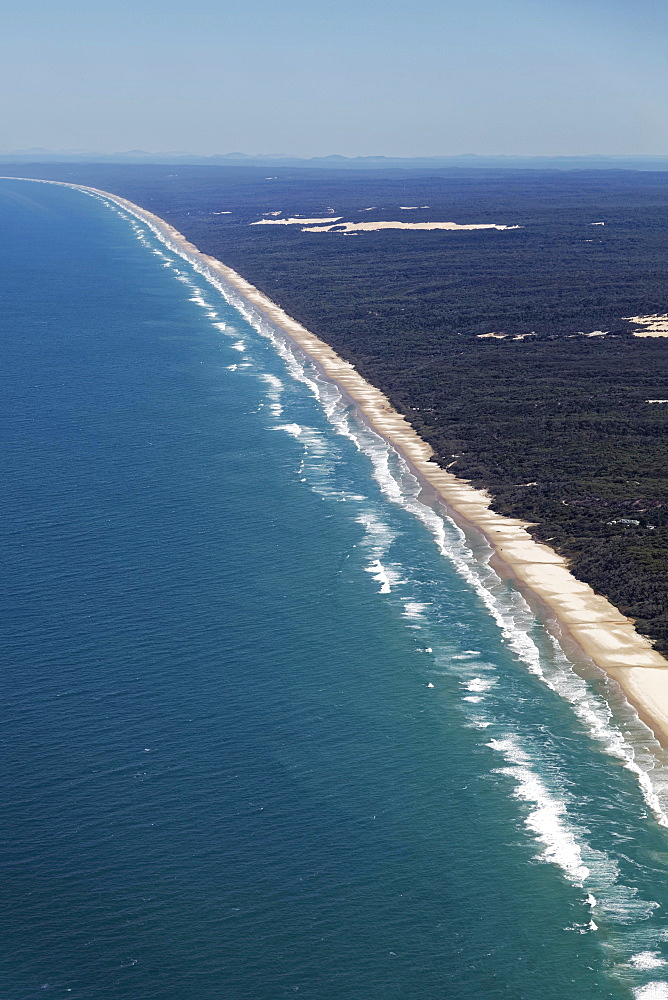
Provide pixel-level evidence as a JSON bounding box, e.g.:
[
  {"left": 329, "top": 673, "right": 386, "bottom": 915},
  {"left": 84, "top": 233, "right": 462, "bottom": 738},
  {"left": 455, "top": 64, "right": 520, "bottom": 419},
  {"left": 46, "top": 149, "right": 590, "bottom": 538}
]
[
  {"left": 301, "top": 220, "right": 520, "bottom": 233},
  {"left": 625, "top": 314, "right": 668, "bottom": 337}
]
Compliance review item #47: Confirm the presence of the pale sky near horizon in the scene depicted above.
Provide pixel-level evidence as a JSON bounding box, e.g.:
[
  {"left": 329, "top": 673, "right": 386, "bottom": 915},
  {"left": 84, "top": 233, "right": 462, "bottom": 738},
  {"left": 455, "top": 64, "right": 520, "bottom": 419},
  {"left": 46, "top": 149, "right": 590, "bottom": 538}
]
[{"left": 3, "top": 0, "right": 668, "bottom": 157}]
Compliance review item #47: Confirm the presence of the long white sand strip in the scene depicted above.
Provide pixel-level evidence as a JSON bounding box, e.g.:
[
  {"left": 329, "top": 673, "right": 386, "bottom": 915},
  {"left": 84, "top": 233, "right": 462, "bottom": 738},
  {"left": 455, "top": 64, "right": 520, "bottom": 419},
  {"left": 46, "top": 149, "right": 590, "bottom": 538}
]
[{"left": 300, "top": 220, "right": 520, "bottom": 233}]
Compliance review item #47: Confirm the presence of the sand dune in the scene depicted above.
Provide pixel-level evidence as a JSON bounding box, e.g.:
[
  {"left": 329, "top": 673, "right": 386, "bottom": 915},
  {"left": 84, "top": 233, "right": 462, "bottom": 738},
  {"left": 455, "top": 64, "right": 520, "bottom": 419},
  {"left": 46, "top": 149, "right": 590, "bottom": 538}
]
[
  {"left": 301, "top": 220, "right": 520, "bottom": 233},
  {"left": 625, "top": 314, "right": 668, "bottom": 337}
]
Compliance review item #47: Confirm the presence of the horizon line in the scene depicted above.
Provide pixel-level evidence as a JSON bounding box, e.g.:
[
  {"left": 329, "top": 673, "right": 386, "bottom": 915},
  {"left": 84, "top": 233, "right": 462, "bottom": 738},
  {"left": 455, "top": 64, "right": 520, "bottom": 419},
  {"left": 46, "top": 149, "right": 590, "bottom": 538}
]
[{"left": 5, "top": 150, "right": 668, "bottom": 161}]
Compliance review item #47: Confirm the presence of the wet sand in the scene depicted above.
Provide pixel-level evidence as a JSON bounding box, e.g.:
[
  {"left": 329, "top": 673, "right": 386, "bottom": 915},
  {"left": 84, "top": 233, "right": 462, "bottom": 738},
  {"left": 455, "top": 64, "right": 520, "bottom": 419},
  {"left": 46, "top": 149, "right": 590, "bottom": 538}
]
[{"left": 7, "top": 176, "right": 668, "bottom": 742}]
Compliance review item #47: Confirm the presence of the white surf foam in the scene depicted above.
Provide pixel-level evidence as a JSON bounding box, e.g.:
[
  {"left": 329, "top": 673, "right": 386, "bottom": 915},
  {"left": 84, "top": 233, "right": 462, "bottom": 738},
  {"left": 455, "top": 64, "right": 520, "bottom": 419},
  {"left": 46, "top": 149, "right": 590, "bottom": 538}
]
[
  {"left": 258, "top": 373, "right": 285, "bottom": 417},
  {"left": 634, "top": 984, "right": 668, "bottom": 999},
  {"left": 366, "top": 559, "right": 393, "bottom": 594},
  {"left": 402, "top": 601, "right": 431, "bottom": 620},
  {"left": 630, "top": 953, "right": 668, "bottom": 971},
  {"left": 356, "top": 510, "right": 395, "bottom": 548},
  {"left": 486, "top": 735, "right": 661, "bottom": 926},
  {"left": 488, "top": 735, "right": 590, "bottom": 885},
  {"left": 274, "top": 423, "right": 302, "bottom": 438},
  {"left": 465, "top": 677, "right": 496, "bottom": 693}
]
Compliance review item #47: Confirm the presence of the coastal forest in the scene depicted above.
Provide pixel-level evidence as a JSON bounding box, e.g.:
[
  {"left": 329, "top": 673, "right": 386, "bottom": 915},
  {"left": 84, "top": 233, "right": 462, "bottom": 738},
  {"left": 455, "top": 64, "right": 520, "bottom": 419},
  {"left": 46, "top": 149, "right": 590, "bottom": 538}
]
[{"left": 8, "top": 163, "right": 668, "bottom": 649}]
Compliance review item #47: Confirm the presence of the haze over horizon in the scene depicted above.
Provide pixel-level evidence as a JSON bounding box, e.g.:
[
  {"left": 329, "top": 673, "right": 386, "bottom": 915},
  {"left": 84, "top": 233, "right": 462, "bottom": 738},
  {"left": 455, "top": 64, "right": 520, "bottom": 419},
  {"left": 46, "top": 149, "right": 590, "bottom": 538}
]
[
  {"left": 7, "top": 149, "right": 668, "bottom": 163},
  {"left": 3, "top": 0, "right": 668, "bottom": 158}
]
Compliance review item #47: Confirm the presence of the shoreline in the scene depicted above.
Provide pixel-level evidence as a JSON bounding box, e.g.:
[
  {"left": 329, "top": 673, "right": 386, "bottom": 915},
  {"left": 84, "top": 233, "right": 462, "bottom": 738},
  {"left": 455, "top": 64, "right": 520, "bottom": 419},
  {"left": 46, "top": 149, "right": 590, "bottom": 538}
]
[{"left": 5, "top": 174, "right": 668, "bottom": 744}]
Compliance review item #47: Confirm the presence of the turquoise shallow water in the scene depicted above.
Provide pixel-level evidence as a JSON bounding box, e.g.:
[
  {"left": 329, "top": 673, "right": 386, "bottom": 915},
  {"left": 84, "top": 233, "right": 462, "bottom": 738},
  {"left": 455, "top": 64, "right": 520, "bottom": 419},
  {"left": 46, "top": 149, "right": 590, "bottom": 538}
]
[{"left": 2, "top": 179, "right": 668, "bottom": 999}]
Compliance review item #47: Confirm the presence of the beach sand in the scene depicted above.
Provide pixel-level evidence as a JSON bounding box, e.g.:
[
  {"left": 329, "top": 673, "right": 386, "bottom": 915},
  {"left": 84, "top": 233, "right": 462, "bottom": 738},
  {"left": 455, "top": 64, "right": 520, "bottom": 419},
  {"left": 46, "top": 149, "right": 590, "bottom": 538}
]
[{"left": 7, "top": 176, "right": 668, "bottom": 743}]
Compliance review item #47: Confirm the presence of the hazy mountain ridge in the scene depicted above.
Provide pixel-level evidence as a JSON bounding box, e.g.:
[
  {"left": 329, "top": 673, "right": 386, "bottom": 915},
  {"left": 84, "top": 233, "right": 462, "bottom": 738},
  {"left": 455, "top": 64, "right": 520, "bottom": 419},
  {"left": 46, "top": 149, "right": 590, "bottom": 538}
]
[{"left": 5, "top": 150, "right": 668, "bottom": 171}]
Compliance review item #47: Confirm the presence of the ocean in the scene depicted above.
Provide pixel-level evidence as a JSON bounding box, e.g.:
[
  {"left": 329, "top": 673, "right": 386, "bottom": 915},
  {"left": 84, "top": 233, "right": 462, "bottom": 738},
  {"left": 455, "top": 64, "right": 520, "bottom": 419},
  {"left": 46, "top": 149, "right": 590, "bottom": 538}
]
[{"left": 1, "top": 177, "right": 668, "bottom": 1000}]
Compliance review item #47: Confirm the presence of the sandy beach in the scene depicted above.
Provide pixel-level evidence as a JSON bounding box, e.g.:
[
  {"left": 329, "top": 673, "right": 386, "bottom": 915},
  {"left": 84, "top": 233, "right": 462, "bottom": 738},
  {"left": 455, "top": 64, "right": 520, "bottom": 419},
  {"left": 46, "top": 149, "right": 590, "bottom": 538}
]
[{"left": 7, "top": 175, "right": 668, "bottom": 743}]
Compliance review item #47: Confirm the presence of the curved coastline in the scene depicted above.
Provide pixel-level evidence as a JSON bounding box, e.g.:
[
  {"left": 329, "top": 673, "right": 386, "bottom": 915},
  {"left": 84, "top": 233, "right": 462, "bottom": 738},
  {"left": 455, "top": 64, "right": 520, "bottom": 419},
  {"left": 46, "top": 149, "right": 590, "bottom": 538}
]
[{"left": 6, "top": 175, "right": 668, "bottom": 743}]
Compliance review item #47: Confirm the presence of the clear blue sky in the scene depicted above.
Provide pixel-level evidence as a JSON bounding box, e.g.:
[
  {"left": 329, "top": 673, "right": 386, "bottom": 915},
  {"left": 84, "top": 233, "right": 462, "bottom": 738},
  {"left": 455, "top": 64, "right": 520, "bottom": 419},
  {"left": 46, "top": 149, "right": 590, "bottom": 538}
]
[{"left": 3, "top": 0, "right": 668, "bottom": 157}]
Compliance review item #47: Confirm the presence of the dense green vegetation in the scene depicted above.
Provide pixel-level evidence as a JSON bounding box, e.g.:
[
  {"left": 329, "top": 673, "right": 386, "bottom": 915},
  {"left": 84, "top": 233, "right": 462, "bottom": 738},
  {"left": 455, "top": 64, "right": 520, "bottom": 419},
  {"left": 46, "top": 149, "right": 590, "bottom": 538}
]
[{"left": 7, "top": 163, "right": 668, "bottom": 647}]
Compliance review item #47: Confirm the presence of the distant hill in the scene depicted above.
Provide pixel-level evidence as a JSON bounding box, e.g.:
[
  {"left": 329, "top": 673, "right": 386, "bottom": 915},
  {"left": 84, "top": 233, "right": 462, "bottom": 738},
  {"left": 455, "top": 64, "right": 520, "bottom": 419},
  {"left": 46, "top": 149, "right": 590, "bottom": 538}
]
[{"left": 4, "top": 150, "right": 668, "bottom": 171}]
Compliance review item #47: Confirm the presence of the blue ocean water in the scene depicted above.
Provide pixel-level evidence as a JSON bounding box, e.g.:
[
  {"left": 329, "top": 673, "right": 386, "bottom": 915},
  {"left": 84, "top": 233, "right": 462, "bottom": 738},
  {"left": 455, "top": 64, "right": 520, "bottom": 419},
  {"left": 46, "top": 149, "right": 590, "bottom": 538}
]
[{"left": 2, "top": 179, "right": 668, "bottom": 1000}]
